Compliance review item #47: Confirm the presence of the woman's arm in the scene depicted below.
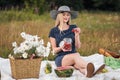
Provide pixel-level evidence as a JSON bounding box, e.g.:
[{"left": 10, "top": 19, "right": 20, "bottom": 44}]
[
  {"left": 74, "top": 27, "right": 81, "bottom": 49},
  {"left": 49, "top": 37, "right": 62, "bottom": 54}
]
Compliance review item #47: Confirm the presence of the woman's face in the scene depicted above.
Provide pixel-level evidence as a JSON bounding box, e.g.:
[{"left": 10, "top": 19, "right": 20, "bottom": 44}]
[{"left": 62, "top": 12, "right": 70, "bottom": 23}]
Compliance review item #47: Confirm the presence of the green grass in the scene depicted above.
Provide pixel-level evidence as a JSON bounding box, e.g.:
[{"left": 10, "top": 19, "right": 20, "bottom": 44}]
[{"left": 0, "top": 10, "right": 120, "bottom": 59}]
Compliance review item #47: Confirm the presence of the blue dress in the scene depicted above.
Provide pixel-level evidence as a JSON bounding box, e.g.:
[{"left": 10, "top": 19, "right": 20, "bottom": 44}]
[{"left": 49, "top": 25, "right": 77, "bottom": 67}]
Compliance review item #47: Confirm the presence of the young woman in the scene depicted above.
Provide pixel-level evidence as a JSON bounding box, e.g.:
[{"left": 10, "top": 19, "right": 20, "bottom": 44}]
[{"left": 49, "top": 5, "right": 105, "bottom": 78}]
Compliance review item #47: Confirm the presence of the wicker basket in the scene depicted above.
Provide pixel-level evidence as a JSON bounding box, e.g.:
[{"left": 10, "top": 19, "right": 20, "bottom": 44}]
[{"left": 9, "top": 57, "right": 42, "bottom": 79}]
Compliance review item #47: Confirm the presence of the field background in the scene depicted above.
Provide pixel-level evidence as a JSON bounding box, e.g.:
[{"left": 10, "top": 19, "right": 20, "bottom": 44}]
[{"left": 0, "top": 10, "right": 120, "bottom": 60}]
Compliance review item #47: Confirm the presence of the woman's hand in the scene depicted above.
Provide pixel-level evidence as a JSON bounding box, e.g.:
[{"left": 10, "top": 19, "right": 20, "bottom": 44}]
[
  {"left": 72, "top": 28, "right": 81, "bottom": 37},
  {"left": 72, "top": 27, "right": 81, "bottom": 49},
  {"left": 60, "top": 41, "right": 72, "bottom": 52}
]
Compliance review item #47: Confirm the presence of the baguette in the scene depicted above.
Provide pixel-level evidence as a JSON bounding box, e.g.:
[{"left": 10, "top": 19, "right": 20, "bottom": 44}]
[{"left": 99, "top": 48, "right": 120, "bottom": 58}]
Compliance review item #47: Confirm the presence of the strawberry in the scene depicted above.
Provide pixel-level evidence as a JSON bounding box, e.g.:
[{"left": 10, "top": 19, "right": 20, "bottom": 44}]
[
  {"left": 72, "top": 29, "right": 77, "bottom": 32},
  {"left": 56, "top": 66, "right": 73, "bottom": 71}
]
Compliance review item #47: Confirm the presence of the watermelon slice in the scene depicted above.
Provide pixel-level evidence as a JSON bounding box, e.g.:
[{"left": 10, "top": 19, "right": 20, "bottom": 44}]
[
  {"left": 55, "top": 66, "right": 74, "bottom": 77},
  {"left": 56, "top": 66, "right": 73, "bottom": 71}
]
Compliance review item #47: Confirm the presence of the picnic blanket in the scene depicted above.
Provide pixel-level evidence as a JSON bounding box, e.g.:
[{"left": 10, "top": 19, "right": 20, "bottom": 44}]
[{"left": 0, "top": 53, "right": 120, "bottom": 80}]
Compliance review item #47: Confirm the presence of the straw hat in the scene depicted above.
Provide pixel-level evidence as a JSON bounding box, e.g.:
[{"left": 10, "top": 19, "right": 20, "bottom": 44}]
[{"left": 50, "top": 6, "right": 78, "bottom": 20}]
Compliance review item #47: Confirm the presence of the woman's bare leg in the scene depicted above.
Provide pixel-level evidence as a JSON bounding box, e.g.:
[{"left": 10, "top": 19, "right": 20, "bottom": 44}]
[{"left": 61, "top": 53, "right": 88, "bottom": 74}]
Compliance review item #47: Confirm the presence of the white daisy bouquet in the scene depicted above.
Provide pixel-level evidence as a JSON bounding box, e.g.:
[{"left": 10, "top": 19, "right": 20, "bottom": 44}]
[{"left": 9, "top": 32, "right": 51, "bottom": 59}]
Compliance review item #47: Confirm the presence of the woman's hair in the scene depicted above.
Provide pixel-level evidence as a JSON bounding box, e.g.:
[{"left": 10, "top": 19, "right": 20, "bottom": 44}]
[{"left": 55, "top": 12, "right": 71, "bottom": 31}]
